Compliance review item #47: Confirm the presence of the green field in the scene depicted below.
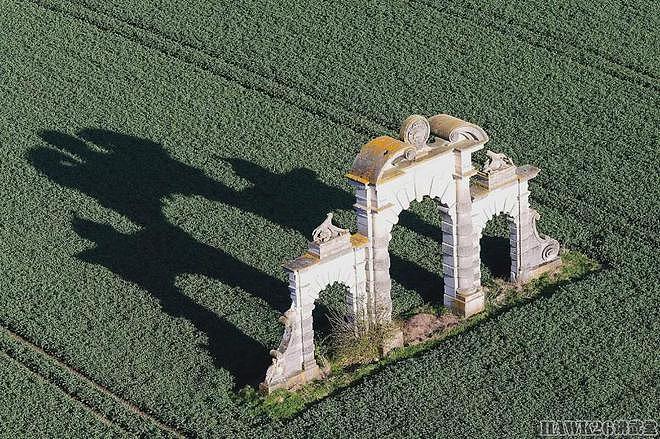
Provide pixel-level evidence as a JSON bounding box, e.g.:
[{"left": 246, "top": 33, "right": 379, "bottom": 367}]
[{"left": 1, "top": 0, "right": 658, "bottom": 437}]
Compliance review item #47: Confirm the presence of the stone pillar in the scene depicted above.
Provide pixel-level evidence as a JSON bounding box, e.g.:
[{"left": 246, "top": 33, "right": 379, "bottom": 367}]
[
  {"left": 370, "top": 210, "right": 395, "bottom": 324},
  {"left": 471, "top": 226, "right": 483, "bottom": 289},
  {"left": 347, "top": 243, "right": 368, "bottom": 329},
  {"left": 260, "top": 269, "right": 317, "bottom": 393},
  {"left": 509, "top": 197, "right": 524, "bottom": 281},
  {"left": 286, "top": 270, "right": 304, "bottom": 372},
  {"left": 442, "top": 145, "right": 485, "bottom": 317},
  {"left": 353, "top": 183, "right": 395, "bottom": 325},
  {"left": 351, "top": 182, "right": 403, "bottom": 353},
  {"left": 517, "top": 178, "right": 545, "bottom": 282},
  {"left": 440, "top": 206, "right": 458, "bottom": 302},
  {"left": 353, "top": 182, "right": 375, "bottom": 327},
  {"left": 293, "top": 281, "right": 317, "bottom": 374}
]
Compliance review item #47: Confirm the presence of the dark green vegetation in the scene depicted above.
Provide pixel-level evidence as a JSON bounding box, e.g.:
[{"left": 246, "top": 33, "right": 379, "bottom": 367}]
[
  {"left": 0, "top": 0, "right": 658, "bottom": 437},
  {"left": 0, "top": 349, "right": 118, "bottom": 437}
]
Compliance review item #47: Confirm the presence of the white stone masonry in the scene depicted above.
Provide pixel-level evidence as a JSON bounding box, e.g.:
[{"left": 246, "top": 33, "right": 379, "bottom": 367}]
[{"left": 261, "top": 114, "right": 560, "bottom": 392}]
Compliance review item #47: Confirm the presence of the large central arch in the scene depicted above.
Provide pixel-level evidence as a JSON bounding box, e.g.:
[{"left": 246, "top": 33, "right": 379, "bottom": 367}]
[{"left": 346, "top": 114, "right": 492, "bottom": 322}]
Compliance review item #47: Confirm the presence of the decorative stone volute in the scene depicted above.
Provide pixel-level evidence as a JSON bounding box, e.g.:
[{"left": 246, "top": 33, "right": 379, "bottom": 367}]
[
  {"left": 308, "top": 213, "right": 351, "bottom": 258},
  {"left": 399, "top": 114, "right": 431, "bottom": 152},
  {"left": 474, "top": 150, "right": 517, "bottom": 190}
]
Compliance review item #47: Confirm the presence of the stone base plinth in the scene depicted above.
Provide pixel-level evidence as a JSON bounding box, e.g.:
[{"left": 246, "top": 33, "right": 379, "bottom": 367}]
[
  {"left": 444, "top": 288, "right": 485, "bottom": 318},
  {"left": 474, "top": 167, "right": 517, "bottom": 190},
  {"left": 517, "top": 258, "right": 562, "bottom": 283},
  {"left": 308, "top": 233, "right": 351, "bottom": 258},
  {"left": 259, "top": 365, "right": 322, "bottom": 394}
]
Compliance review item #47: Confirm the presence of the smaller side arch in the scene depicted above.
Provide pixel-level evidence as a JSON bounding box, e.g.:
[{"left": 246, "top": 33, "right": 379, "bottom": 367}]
[
  {"left": 261, "top": 226, "right": 368, "bottom": 393},
  {"left": 470, "top": 167, "right": 560, "bottom": 283},
  {"left": 471, "top": 185, "right": 521, "bottom": 235},
  {"left": 471, "top": 183, "right": 521, "bottom": 283}
]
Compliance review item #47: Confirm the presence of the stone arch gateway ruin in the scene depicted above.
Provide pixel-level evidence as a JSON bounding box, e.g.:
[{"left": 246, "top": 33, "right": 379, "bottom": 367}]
[{"left": 261, "top": 114, "right": 560, "bottom": 392}]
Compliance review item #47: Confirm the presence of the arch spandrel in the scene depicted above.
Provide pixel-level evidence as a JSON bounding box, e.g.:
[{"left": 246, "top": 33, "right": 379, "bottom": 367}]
[
  {"left": 302, "top": 256, "right": 359, "bottom": 300},
  {"left": 380, "top": 169, "right": 457, "bottom": 215},
  {"left": 471, "top": 184, "right": 521, "bottom": 234}
]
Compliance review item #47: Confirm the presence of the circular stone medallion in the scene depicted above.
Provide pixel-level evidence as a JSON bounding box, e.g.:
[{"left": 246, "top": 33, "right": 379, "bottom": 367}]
[{"left": 399, "top": 115, "right": 430, "bottom": 150}]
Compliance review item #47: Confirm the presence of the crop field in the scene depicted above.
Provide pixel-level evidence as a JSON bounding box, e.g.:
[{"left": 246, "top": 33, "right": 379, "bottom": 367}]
[{"left": 0, "top": 0, "right": 658, "bottom": 437}]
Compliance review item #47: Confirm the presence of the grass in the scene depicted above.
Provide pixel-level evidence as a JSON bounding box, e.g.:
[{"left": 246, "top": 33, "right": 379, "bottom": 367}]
[
  {"left": 0, "top": 351, "right": 120, "bottom": 437},
  {"left": 0, "top": 0, "right": 658, "bottom": 437},
  {"left": 482, "top": 250, "right": 601, "bottom": 311}
]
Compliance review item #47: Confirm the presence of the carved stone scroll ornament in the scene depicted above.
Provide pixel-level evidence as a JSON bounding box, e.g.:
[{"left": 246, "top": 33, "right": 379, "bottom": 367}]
[
  {"left": 311, "top": 213, "right": 349, "bottom": 243},
  {"left": 482, "top": 150, "right": 514, "bottom": 173},
  {"left": 399, "top": 115, "right": 430, "bottom": 151},
  {"left": 263, "top": 308, "right": 299, "bottom": 388},
  {"left": 524, "top": 208, "right": 560, "bottom": 268}
]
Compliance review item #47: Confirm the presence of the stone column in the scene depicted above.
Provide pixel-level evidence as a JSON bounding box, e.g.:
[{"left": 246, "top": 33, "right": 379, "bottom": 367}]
[
  {"left": 260, "top": 269, "right": 314, "bottom": 393},
  {"left": 351, "top": 182, "right": 403, "bottom": 353},
  {"left": 509, "top": 197, "right": 524, "bottom": 281},
  {"left": 296, "top": 280, "right": 320, "bottom": 374},
  {"left": 471, "top": 226, "right": 483, "bottom": 289},
  {"left": 353, "top": 182, "right": 375, "bottom": 327},
  {"left": 286, "top": 270, "right": 305, "bottom": 372},
  {"left": 347, "top": 244, "right": 368, "bottom": 329},
  {"left": 370, "top": 210, "right": 395, "bottom": 324},
  {"left": 442, "top": 145, "right": 485, "bottom": 317},
  {"left": 440, "top": 206, "right": 458, "bottom": 301},
  {"left": 511, "top": 179, "right": 541, "bottom": 282},
  {"left": 353, "top": 183, "right": 395, "bottom": 325}
]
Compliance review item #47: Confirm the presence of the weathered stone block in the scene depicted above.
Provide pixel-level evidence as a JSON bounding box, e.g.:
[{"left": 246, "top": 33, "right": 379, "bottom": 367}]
[
  {"left": 260, "top": 365, "right": 322, "bottom": 394},
  {"left": 517, "top": 257, "right": 562, "bottom": 282},
  {"left": 442, "top": 264, "right": 456, "bottom": 277},
  {"left": 381, "top": 328, "right": 404, "bottom": 355},
  {"left": 442, "top": 253, "right": 456, "bottom": 268},
  {"left": 446, "top": 288, "right": 485, "bottom": 317}
]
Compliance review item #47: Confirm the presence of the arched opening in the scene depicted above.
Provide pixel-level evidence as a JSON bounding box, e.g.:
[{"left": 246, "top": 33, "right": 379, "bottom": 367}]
[
  {"left": 313, "top": 281, "right": 350, "bottom": 362},
  {"left": 389, "top": 198, "right": 444, "bottom": 317},
  {"left": 479, "top": 213, "right": 512, "bottom": 283}
]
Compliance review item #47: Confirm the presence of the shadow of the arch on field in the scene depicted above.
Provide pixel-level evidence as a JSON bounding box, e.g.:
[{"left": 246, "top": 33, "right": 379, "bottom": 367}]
[
  {"left": 212, "top": 157, "right": 355, "bottom": 238},
  {"left": 390, "top": 254, "right": 444, "bottom": 305},
  {"left": 28, "top": 128, "right": 357, "bottom": 387},
  {"left": 28, "top": 128, "right": 481, "bottom": 388}
]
